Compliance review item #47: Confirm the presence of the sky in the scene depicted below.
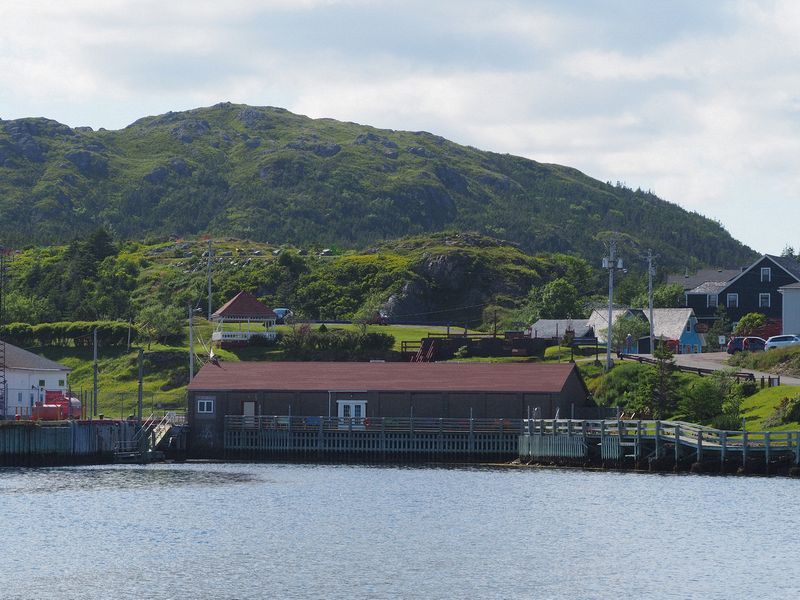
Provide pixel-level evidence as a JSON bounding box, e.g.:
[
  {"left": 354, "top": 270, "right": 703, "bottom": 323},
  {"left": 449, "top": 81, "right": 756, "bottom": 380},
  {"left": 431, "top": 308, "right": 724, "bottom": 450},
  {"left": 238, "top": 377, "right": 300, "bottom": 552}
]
[{"left": 1, "top": 0, "right": 798, "bottom": 255}]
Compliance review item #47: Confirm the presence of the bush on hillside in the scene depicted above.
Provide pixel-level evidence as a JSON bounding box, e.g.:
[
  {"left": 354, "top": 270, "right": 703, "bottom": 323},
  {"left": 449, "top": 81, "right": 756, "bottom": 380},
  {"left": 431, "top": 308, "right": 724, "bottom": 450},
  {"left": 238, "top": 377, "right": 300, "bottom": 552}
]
[{"left": 280, "top": 325, "right": 394, "bottom": 361}]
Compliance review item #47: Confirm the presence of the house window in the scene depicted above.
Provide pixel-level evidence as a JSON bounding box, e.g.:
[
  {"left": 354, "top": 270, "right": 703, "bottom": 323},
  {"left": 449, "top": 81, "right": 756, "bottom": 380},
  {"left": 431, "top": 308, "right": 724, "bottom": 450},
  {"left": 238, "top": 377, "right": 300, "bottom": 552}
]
[
  {"left": 38, "top": 379, "right": 45, "bottom": 387},
  {"left": 761, "top": 267, "right": 771, "bottom": 282},
  {"left": 759, "top": 293, "right": 771, "bottom": 308},
  {"left": 197, "top": 397, "right": 215, "bottom": 414},
  {"left": 58, "top": 379, "right": 65, "bottom": 387},
  {"left": 707, "top": 295, "right": 718, "bottom": 308},
  {"left": 727, "top": 293, "right": 739, "bottom": 308}
]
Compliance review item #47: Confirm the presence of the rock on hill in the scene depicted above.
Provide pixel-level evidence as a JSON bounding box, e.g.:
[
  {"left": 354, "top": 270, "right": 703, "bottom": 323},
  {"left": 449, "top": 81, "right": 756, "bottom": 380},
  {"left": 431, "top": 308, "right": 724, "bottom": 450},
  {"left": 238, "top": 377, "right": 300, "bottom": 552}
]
[{"left": 0, "top": 102, "right": 755, "bottom": 269}]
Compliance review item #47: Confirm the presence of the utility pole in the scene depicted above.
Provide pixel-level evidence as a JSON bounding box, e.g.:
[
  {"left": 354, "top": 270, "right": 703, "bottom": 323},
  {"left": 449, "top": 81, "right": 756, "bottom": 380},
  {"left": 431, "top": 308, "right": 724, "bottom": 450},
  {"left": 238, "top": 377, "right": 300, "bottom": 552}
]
[
  {"left": 207, "top": 238, "right": 213, "bottom": 320},
  {"left": 189, "top": 303, "right": 195, "bottom": 382},
  {"left": 602, "top": 238, "right": 623, "bottom": 371},
  {"left": 93, "top": 327, "right": 98, "bottom": 417},
  {"left": 645, "top": 249, "right": 657, "bottom": 354},
  {"left": 137, "top": 348, "right": 143, "bottom": 425}
]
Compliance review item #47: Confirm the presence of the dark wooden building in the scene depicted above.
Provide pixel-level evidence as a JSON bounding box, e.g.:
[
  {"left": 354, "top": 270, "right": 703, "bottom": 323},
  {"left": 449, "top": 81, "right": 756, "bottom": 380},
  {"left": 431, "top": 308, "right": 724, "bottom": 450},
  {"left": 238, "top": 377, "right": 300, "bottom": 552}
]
[
  {"left": 187, "top": 361, "right": 593, "bottom": 455},
  {"left": 686, "top": 255, "right": 800, "bottom": 327}
]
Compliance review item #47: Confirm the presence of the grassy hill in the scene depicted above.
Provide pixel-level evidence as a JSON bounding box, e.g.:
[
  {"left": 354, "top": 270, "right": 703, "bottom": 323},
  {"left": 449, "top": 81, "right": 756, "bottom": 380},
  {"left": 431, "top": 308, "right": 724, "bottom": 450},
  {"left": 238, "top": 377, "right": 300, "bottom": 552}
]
[
  {"left": 1, "top": 102, "right": 755, "bottom": 270},
  {"left": 7, "top": 232, "right": 593, "bottom": 327}
]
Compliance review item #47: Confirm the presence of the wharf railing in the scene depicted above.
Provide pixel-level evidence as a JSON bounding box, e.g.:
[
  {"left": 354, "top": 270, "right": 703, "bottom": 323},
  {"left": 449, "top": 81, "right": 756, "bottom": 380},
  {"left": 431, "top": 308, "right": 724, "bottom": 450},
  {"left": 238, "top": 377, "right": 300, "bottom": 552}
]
[
  {"left": 224, "top": 415, "right": 523, "bottom": 457},
  {"left": 519, "top": 418, "right": 800, "bottom": 468}
]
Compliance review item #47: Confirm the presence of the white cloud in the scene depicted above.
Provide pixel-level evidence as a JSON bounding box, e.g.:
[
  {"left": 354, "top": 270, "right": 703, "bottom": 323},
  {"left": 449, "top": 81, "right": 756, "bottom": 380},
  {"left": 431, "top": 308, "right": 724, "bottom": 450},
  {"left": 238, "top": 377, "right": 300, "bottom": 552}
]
[{"left": 2, "top": 0, "right": 800, "bottom": 252}]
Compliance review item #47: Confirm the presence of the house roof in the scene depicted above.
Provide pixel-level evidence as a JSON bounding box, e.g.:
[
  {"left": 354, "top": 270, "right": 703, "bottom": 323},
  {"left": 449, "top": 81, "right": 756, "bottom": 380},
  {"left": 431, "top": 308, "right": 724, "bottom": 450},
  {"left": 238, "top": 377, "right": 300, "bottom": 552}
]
[
  {"left": 766, "top": 254, "right": 800, "bottom": 281},
  {"left": 714, "top": 254, "right": 800, "bottom": 294},
  {"left": 644, "top": 308, "right": 694, "bottom": 340},
  {"left": 666, "top": 268, "right": 741, "bottom": 290},
  {"left": 530, "top": 319, "right": 593, "bottom": 339},
  {"left": 4, "top": 342, "right": 70, "bottom": 372},
  {"left": 586, "top": 309, "right": 642, "bottom": 342},
  {"left": 188, "top": 361, "right": 582, "bottom": 394},
  {"left": 687, "top": 281, "right": 729, "bottom": 295},
  {"left": 212, "top": 291, "right": 276, "bottom": 320},
  {"left": 779, "top": 283, "right": 800, "bottom": 291}
]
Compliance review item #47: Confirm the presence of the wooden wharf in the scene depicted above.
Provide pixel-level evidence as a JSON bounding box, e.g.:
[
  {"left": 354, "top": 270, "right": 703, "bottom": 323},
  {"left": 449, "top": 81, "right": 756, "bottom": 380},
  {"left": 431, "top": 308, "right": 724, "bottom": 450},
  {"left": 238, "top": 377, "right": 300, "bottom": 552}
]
[
  {"left": 0, "top": 413, "right": 187, "bottom": 466},
  {"left": 519, "top": 419, "right": 800, "bottom": 475},
  {"left": 225, "top": 415, "right": 800, "bottom": 474},
  {"left": 224, "top": 415, "right": 521, "bottom": 461}
]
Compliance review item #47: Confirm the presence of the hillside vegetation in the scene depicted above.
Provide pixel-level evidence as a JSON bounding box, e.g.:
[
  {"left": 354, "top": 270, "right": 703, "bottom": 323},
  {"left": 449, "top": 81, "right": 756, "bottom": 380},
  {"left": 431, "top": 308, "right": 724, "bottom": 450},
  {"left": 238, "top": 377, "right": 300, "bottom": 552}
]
[
  {"left": 0, "top": 103, "right": 755, "bottom": 270},
  {"left": 6, "top": 232, "right": 592, "bottom": 327}
]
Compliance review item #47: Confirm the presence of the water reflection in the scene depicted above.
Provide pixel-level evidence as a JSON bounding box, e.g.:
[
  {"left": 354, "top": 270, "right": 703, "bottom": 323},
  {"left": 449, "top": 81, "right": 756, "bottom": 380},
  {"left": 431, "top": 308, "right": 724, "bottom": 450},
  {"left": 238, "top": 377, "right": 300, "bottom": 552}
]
[{"left": 0, "top": 464, "right": 259, "bottom": 494}]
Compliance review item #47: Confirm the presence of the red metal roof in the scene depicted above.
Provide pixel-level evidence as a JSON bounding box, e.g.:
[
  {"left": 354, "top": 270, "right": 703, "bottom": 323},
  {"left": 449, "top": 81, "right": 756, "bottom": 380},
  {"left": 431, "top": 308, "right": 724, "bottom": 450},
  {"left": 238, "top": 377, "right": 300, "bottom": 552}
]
[
  {"left": 212, "top": 291, "right": 276, "bottom": 319},
  {"left": 188, "top": 361, "right": 580, "bottom": 393}
]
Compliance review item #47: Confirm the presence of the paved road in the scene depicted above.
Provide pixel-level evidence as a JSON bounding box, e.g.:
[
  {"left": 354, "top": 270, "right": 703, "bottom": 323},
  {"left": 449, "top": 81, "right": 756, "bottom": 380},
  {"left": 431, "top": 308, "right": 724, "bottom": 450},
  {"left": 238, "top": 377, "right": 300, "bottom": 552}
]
[{"left": 635, "top": 351, "right": 800, "bottom": 386}]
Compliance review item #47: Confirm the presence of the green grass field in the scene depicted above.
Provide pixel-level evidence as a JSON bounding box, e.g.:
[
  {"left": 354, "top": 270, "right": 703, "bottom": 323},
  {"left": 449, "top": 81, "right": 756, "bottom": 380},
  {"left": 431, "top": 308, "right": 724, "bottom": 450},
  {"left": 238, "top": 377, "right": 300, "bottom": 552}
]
[{"left": 742, "top": 385, "right": 800, "bottom": 431}]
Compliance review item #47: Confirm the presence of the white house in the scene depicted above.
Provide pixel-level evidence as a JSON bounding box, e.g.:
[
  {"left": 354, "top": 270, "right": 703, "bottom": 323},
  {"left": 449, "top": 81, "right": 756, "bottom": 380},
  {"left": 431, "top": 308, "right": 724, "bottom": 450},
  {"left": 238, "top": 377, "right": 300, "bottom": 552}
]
[
  {"left": 2, "top": 342, "right": 70, "bottom": 418},
  {"left": 779, "top": 283, "right": 800, "bottom": 335}
]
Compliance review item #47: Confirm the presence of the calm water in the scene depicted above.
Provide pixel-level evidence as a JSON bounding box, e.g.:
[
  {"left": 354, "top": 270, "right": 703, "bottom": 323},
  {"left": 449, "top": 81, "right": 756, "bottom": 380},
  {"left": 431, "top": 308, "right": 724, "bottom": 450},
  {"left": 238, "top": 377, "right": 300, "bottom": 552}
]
[{"left": 1, "top": 463, "right": 799, "bottom": 599}]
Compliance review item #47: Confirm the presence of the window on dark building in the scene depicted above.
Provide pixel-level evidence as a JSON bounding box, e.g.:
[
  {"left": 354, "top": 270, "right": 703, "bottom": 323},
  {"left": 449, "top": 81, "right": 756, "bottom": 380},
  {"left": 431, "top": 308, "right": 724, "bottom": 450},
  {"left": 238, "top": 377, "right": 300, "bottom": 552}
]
[
  {"left": 727, "top": 293, "right": 739, "bottom": 308},
  {"left": 707, "top": 295, "right": 718, "bottom": 308},
  {"left": 197, "top": 397, "right": 215, "bottom": 414},
  {"left": 761, "top": 267, "right": 771, "bottom": 282},
  {"left": 759, "top": 293, "right": 771, "bottom": 308}
]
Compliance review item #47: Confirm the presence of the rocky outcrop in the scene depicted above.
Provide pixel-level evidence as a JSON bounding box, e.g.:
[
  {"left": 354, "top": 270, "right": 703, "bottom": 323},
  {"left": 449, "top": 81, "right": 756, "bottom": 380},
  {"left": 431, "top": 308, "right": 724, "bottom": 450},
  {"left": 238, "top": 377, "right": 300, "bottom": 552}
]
[
  {"left": 285, "top": 139, "right": 341, "bottom": 157},
  {"left": 170, "top": 119, "right": 211, "bottom": 143},
  {"left": 65, "top": 150, "right": 108, "bottom": 177}
]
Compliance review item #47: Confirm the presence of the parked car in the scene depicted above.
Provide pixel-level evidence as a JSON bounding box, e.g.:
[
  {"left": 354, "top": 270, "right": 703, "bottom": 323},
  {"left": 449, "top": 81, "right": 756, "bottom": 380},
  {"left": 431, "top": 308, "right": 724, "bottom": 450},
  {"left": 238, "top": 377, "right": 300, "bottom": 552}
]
[
  {"left": 726, "top": 336, "right": 766, "bottom": 354},
  {"left": 764, "top": 334, "right": 800, "bottom": 350}
]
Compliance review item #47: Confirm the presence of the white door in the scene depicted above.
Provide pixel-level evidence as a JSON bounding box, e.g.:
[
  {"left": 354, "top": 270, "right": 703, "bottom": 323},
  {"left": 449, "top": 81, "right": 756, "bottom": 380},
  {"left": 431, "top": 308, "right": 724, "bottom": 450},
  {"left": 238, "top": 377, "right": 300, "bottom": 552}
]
[{"left": 337, "top": 400, "right": 367, "bottom": 429}]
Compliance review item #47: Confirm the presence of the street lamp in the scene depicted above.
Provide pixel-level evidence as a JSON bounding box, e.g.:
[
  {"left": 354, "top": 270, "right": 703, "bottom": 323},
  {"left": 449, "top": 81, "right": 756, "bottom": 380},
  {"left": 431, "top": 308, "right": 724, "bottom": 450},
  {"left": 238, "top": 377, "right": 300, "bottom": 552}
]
[{"left": 602, "top": 239, "right": 624, "bottom": 371}]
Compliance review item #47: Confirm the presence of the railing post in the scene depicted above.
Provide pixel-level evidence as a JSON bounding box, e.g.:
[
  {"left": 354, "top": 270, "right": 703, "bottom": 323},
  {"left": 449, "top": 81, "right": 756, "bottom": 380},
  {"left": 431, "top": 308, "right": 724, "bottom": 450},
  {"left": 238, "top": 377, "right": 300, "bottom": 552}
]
[
  {"left": 654, "top": 420, "right": 661, "bottom": 459},
  {"left": 765, "top": 431, "right": 771, "bottom": 468},
  {"left": 742, "top": 430, "right": 748, "bottom": 467},
  {"left": 795, "top": 431, "right": 800, "bottom": 466},
  {"left": 720, "top": 431, "right": 727, "bottom": 469},
  {"left": 674, "top": 424, "right": 681, "bottom": 464},
  {"left": 696, "top": 431, "right": 703, "bottom": 462},
  {"left": 635, "top": 421, "right": 642, "bottom": 462}
]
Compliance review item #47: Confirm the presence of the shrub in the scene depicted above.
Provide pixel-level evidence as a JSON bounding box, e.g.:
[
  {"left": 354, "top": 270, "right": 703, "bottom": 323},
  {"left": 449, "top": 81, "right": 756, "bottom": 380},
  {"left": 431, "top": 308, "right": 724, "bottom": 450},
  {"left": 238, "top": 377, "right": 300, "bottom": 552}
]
[{"left": 453, "top": 345, "right": 470, "bottom": 359}]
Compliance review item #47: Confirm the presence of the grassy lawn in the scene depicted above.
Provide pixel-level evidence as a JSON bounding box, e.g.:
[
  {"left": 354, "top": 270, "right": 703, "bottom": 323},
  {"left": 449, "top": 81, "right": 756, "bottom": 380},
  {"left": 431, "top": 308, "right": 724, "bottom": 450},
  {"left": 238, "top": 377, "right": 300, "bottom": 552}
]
[{"left": 741, "top": 385, "right": 800, "bottom": 431}]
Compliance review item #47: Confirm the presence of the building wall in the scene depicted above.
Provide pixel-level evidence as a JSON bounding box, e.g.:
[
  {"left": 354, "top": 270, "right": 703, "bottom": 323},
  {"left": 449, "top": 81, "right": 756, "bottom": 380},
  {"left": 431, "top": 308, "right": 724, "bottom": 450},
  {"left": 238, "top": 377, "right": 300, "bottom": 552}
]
[
  {"left": 721, "top": 258, "right": 795, "bottom": 323},
  {"left": 782, "top": 289, "right": 800, "bottom": 334},
  {"left": 5, "top": 368, "right": 69, "bottom": 418},
  {"left": 689, "top": 257, "right": 798, "bottom": 325},
  {"left": 187, "top": 374, "right": 593, "bottom": 455}
]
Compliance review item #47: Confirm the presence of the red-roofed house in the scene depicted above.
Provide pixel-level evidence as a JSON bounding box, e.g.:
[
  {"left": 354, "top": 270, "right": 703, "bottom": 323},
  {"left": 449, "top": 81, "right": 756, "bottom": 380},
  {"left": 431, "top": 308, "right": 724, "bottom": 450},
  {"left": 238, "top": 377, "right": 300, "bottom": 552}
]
[
  {"left": 211, "top": 291, "right": 277, "bottom": 347},
  {"left": 186, "top": 361, "right": 594, "bottom": 455}
]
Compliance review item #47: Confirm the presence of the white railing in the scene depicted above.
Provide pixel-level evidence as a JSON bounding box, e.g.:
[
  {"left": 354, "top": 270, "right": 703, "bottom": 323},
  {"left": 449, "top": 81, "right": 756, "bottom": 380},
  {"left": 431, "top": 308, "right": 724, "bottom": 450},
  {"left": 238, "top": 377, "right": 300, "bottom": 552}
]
[{"left": 211, "top": 331, "right": 277, "bottom": 342}]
